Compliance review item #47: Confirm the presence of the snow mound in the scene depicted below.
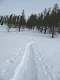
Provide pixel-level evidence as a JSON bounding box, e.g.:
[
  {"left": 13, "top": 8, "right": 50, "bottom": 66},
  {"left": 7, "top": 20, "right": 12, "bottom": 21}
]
[
  {"left": 10, "top": 42, "right": 55, "bottom": 80},
  {"left": 0, "top": 25, "right": 7, "bottom": 32}
]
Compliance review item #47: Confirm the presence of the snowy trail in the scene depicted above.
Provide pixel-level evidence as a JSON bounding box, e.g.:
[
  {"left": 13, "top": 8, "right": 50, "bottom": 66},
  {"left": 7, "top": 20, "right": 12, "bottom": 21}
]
[
  {"left": 0, "top": 30, "right": 60, "bottom": 80},
  {"left": 11, "top": 42, "right": 37, "bottom": 80},
  {"left": 10, "top": 42, "right": 55, "bottom": 80}
]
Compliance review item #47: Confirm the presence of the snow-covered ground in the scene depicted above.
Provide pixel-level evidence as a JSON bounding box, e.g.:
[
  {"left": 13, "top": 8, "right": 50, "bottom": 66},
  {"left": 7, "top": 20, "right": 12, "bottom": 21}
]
[{"left": 0, "top": 25, "right": 60, "bottom": 80}]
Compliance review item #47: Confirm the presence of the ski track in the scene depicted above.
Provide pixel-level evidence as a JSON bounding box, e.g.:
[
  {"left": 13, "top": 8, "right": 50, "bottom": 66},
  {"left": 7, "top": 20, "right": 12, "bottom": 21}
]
[
  {"left": 0, "top": 27, "right": 60, "bottom": 80},
  {"left": 10, "top": 42, "right": 55, "bottom": 80}
]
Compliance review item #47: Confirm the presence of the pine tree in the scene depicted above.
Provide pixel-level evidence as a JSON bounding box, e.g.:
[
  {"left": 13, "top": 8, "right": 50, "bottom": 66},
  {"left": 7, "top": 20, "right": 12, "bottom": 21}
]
[{"left": 20, "top": 10, "right": 26, "bottom": 29}]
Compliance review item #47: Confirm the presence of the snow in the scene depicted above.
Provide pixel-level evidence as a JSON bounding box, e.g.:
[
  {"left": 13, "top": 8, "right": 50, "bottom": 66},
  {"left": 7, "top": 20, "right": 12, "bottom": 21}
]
[
  {"left": 10, "top": 42, "right": 54, "bottom": 80},
  {"left": 0, "top": 25, "right": 60, "bottom": 80}
]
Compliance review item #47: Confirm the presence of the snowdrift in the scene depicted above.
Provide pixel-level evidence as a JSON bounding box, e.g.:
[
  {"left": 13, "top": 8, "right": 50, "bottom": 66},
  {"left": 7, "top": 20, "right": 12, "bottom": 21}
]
[{"left": 11, "top": 42, "right": 55, "bottom": 80}]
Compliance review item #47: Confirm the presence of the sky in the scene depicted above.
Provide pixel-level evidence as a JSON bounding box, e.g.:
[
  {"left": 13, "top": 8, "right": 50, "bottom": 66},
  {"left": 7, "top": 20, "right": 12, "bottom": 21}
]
[{"left": 0, "top": 0, "right": 60, "bottom": 18}]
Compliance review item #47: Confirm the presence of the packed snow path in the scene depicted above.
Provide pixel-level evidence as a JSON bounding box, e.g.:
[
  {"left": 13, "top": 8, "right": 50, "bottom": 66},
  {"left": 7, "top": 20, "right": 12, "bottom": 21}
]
[
  {"left": 11, "top": 42, "right": 55, "bottom": 80},
  {"left": 0, "top": 28, "right": 60, "bottom": 80}
]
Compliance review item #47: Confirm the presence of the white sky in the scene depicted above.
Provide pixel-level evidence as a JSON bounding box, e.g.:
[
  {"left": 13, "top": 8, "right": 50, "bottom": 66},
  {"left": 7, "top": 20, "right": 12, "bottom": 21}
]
[{"left": 0, "top": 0, "right": 60, "bottom": 17}]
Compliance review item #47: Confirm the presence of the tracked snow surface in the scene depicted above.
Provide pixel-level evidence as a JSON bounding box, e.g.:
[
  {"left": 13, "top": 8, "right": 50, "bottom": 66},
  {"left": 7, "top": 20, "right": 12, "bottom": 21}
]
[
  {"left": 11, "top": 42, "right": 55, "bottom": 80},
  {"left": 0, "top": 26, "right": 60, "bottom": 80}
]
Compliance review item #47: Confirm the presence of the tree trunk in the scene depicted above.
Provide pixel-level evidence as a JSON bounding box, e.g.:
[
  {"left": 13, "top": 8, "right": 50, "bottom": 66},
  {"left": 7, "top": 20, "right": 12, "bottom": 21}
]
[
  {"left": 19, "top": 26, "right": 20, "bottom": 32},
  {"left": 44, "top": 27, "right": 47, "bottom": 34},
  {"left": 52, "top": 26, "right": 54, "bottom": 38},
  {"left": 40, "top": 27, "right": 43, "bottom": 33}
]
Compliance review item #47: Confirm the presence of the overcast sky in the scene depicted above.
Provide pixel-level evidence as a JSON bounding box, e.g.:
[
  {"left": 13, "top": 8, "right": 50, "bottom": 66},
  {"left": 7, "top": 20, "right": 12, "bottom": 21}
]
[{"left": 0, "top": 0, "right": 60, "bottom": 17}]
